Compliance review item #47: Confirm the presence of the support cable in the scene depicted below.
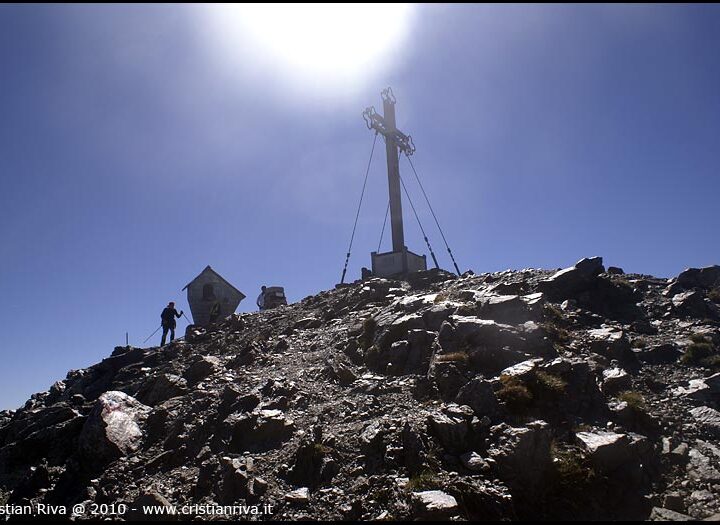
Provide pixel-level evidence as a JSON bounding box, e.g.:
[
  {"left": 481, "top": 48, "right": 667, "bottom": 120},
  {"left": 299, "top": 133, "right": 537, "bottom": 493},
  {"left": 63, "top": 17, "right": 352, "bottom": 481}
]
[
  {"left": 399, "top": 174, "right": 440, "bottom": 270},
  {"left": 377, "top": 200, "right": 390, "bottom": 253},
  {"left": 340, "top": 132, "right": 378, "bottom": 283},
  {"left": 404, "top": 154, "right": 462, "bottom": 275}
]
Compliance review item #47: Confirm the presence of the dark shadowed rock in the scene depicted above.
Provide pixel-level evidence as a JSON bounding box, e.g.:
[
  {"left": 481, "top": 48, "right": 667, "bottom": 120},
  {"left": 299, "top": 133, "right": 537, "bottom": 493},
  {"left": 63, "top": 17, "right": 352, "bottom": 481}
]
[
  {"left": 677, "top": 266, "right": 720, "bottom": 290},
  {"left": 426, "top": 403, "right": 477, "bottom": 454},
  {"left": 537, "top": 257, "right": 604, "bottom": 299},
  {"left": 487, "top": 420, "right": 552, "bottom": 490},
  {"left": 635, "top": 343, "right": 682, "bottom": 364},
  {"left": 602, "top": 367, "right": 632, "bottom": 395},
  {"left": 576, "top": 430, "right": 633, "bottom": 474},
  {"left": 672, "top": 291, "right": 719, "bottom": 319},
  {"left": 455, "top": 378, "right": 499, "bottom": 418},
  {"left": 136, "top": 374, "right": 188, "bottom": 406},
  {"left": 127, "top": 491, "right": 173, "bottom": 521},
  {"left": 183, "top": 356, "right": 221, "bottom": 383}
]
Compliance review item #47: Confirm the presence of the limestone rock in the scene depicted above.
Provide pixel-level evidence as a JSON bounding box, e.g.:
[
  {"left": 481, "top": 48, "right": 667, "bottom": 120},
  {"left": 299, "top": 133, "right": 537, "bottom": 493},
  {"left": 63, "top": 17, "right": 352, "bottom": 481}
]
[
  {"left": 537, "top": 257, "right": 604, "bottom": 299},
  {"left": 136, "top": 374, "right": 188, "bottom": 406},
  {"left": 677, "top": 266, "right": 720, "bottom": 290},
  {"left": 183, "top": 356, "right": 221, "bottom": 383},
  {"left": 455, "top": 377, "right": 499, "bottom": 418},
  {"left": 411, "top": 490, "right": 459, "bottom": 520},
  {"left": 77, "top": 391, "right": 150, "bottom": 468},
  {"left": 576, "top": 430, "right": 632, "bottom": 473},
  {"left": 602, "top": 367, "right": 632, "bottom": 395},
  {"left": 487, "top": 420, "right": 552, "bottom": 489}
]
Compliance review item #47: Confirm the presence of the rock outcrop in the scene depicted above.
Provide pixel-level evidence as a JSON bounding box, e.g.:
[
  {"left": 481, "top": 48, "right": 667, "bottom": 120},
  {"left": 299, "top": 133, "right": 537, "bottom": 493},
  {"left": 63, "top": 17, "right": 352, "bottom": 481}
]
[{"left": 1, "top": 260, "right": 719, "bottom": 520}]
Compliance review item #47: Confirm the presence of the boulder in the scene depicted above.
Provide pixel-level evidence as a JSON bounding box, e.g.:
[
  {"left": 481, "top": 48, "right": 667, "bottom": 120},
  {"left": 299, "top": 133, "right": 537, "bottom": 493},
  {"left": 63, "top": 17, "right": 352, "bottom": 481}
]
[
  {"left": 183, "top": 356, "right": 221, "bottom": 383},
  {"left": 410, "top": 490, "right": 459, "bottom": 520},
  {"left": 476, "top": 295, "right": 537, "bottom": 324},
  {"left": 294, "top": 317, "right": 322, "bottom": 330},
  {"left": 500, "top": 358, "right": 543, "bottom": 381},
  {"left": 401, "top": 421, "right": 428, "bottom": 475},
  {"left": 587, "top": 328, "right": 637, "bottom": 363},
  {"left": 227, "top": 409, "right": 295, "bottom": 453},
  {"left": 673, "top": 379, "right": 711, "bottom": 401},
  {"left": 635, "top": 343, "right": 681, "bottom": 364},
  {"left": 455, "top": 378, "right": 499, "bottom": 418},
  {"left": 537, "top": 257, "right": 604, "bottom": 299},
  {"left": 448, "top": 316, "right": 548, "bottom": 374},
  {"left": 216, "top": 456, "right": 256, "bottom": 504},
  {"left": 602, "top": 367, "right": 632, "bottom": 395},
  {"left": 136, "top": 374, "right": 188, "bottom": 406},
  {"left": 427, "top": 359, "right": 472, "bottom": 400},
  {"left": 426, "top": 404, "right": 476, "bottom": 453},
  {"left": 649, "top": 507, "right": 694, "bottom": 521},
  {"left": 460, "top": 451, "right": 491, "bottom": 472},
  {"left": 704, "top": 372, "right": 720, "bottom": 394},
  {"left": 687, "top": 442, "right": 720, "bottom": 482},
  {"left": 677, "top": 266, "right": 720, "bottom": 290},
  {"left": 127, "top": 491, "right": 173, "bottom": 521},
  {"left": 689, "top": 406, "right": 720, "bottom": 434},
  {"left": 422, "top": 303, "right": 458, "bottom": 331},
  {"left": 672, "top": 291, "right": 718, "bottom": 319},
  {"left": 575, "top": 430, "right": 632, "bottom": 474},
  {"left": 487, "top": 420, "right": 552, "bottom": 489},
  {"left": 286, "top": 487, "right": 310, "bottom": 504},
  {"left": 77, "top": 391, "right": 150, "bottom": 468}
]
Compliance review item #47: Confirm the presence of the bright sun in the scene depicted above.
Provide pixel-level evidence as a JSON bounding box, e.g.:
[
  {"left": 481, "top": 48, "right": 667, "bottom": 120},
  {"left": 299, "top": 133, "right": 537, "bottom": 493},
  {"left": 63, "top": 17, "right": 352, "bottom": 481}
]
[{"left": 204, "top": 4, "right": 412, "bottom": 82}]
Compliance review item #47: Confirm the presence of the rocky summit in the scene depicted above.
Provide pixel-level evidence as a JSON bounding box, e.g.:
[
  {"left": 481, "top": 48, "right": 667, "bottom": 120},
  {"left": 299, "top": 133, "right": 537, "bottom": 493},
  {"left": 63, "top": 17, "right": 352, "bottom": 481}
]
[{"left": 2, "top": 258, "right": 720, "bottom": 521}]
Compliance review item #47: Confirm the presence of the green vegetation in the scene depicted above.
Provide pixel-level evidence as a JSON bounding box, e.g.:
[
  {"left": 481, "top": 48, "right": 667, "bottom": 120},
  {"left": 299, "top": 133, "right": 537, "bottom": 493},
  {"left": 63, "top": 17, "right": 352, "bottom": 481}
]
[
  {"left": 543, "top": 303, "right": 564, "bottom": 322},
  {"left": 631, "top": 338, "right": 647, "bottom": 349},
  {"left": 680, "top": 335, "right": 719, "bottom": 368},
  {"left": 435, "top": 351, "right": 470, "bottom": 364},
  {"left": 497, "top": 374, "right": 534, "bottom": 412},
  {"left": 539, "top": 323, "right": 571, "bottom": 343},
  {"left": 552, "top": 445, "right": 594, "bottom": 487},
  {"left": 539, "top": 305, "right": 571, "bottom": 343},
  {"left": 616, "top": 390, "right": 646, "bottom": 412},
  {"left": 407, "top": 470, "right": 440, "bottom": 491},
  {"left": 571, "top": 423, "right": 593, "bottom": 433},
  {"left": 0, "top": 489, "right": 7, "bottom": 506},
  {"left": 690, "top": 333, "right": 711, "bottom": 344},
  {"left": 433, "top": 292, "right": 449, "bottom": 303},
  {"left": 708, "top": 287, "right": 720, "bottom": 304},
  {"left": 535, "top": 371, "right": 568, "bottom": 396}
]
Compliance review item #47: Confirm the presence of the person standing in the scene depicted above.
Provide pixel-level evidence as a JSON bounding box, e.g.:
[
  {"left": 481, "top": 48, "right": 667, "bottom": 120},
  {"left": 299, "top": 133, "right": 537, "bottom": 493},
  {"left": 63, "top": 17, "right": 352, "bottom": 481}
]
[
  {"left": 161, "top": 301, "right": 183, "bottom": 345},
  {"left": 256, "top": 286, "right": 267, "bottom": 311}
]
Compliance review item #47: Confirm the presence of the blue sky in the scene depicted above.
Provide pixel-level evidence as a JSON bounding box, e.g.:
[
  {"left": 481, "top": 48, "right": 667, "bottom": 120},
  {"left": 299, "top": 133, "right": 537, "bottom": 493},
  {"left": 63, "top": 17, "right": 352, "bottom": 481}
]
[{"left": 1, "top": 4, "right": 719, "bottom": 410}]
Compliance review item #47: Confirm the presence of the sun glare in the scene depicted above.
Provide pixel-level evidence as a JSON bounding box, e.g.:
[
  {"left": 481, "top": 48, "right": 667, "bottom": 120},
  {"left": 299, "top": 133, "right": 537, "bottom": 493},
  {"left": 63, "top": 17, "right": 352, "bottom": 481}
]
[{"left": 203, "top": 4, "right": 412, "bottom": 85}]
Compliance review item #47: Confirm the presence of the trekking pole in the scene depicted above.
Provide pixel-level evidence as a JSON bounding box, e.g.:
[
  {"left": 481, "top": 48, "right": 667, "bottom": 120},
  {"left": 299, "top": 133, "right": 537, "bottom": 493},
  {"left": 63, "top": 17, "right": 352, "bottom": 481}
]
[
  {"left": 182, "top": 312, "right": 192, "bottom": 325},
  {"left": 142, "top": 325, "right": 162, "bottom": 345}
]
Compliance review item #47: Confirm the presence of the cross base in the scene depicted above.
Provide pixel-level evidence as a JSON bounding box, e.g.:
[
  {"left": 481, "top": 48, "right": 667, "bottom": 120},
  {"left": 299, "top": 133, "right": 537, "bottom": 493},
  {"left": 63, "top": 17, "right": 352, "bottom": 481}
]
[{"left": 367, "top": 248, "right": 427, "bottom": 278}]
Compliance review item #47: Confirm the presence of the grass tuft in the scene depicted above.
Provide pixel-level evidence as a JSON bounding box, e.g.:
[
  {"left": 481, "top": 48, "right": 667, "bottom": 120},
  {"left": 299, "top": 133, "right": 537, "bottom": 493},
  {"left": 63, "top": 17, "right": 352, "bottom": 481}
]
[
  {"left": 497, "top": 375, "right": 534, "bottom": 412},
  {"left": 435, "top": 351, "right": 470, "bottom": 364},
  {"left": 616, "top": 390, "right": 646, "bottom": 412},
  {"left": 406, "top": 470, "right": 439, "bottom": 491}
]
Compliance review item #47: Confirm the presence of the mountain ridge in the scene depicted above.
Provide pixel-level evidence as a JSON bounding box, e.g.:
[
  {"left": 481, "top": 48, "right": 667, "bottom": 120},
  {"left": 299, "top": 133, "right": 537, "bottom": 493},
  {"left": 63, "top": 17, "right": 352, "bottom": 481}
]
[{"left": 1, "top": 258, "right": 720, "bottom": 521}]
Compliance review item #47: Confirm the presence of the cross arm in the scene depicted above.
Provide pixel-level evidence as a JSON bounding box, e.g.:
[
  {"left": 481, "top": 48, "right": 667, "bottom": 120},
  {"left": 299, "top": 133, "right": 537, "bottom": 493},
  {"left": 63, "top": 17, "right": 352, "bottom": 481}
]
[{"left": 362, "top": 106, "right": 416, "bottom": 156}]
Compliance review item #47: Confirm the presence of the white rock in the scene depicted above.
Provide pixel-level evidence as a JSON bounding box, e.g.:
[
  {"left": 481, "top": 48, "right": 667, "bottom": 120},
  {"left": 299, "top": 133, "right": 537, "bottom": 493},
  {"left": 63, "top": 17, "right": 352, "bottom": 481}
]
[{"left": 411, "top": 490, "right": 459, "bottom": 519}]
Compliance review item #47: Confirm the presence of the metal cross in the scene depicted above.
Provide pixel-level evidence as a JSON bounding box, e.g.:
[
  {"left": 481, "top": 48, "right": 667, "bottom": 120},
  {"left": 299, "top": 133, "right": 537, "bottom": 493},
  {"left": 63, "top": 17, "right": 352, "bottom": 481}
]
[{"left": 362, "top": 87, "right": 415, "bottom": 253}]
